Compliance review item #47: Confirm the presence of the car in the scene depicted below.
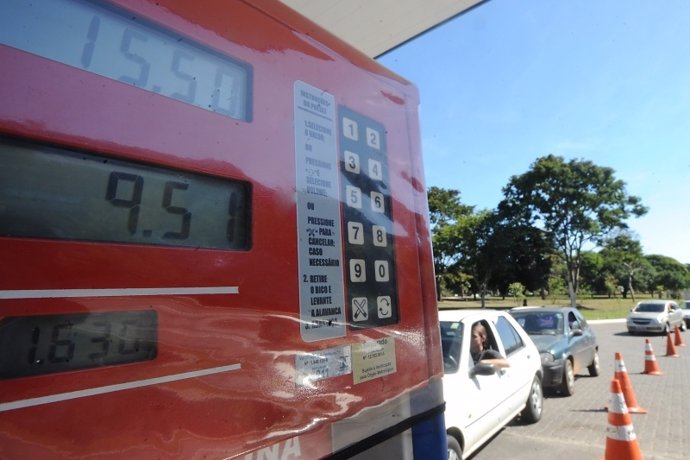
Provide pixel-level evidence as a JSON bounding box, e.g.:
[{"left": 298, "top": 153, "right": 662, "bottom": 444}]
[
  {"left": 439, "top": 309, "right": 543, "bottom": 460},
  {"left": 681, "top": 300, "right": 690, "bottom": 329},
  {"left": 625, "top": 299, "right": 685, "bottom": 335},
  {"left": 509, "top": 307, "right": 600, "bottom": 396}
]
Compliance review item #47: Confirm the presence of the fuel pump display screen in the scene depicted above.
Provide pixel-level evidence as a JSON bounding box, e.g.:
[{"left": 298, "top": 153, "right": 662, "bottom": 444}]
[
  {"left": 0, "top": 137, "right": 251, "bottom": 249},
  {"left": 0, "top": 310, "right": 157, "bottom": 378},
  {"left": 0, "top": 0, "right": 252, "bottom": 121}
]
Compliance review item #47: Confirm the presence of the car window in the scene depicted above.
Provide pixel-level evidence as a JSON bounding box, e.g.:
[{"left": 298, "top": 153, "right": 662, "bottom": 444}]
[
  {"left": 636, "top": 303, "right": 664, "bottom": 313},
  {"left": 495, "top": 316, "right": 524, "bottom": 356},
  {"left": 573, "top": 308, "right": 588, "bottom": 328},
  {"left": 440, "top": 320, "right": 463, "bottom": 374},
  {"left": 513, "top": 312, "right": 562, "bottom": 335},
  {"left": 567, "top": 311, "right": 581, "bottom": 330}
]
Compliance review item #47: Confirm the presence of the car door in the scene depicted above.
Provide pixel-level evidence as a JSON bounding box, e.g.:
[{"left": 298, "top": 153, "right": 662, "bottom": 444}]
[
  {"left": 449, "top": 319, "right": 505, "bottom": 453},
  {"left": 566, "top": 310, "right": 591, "bottom": 372},
  {"left": 669, "top": 302, "right": 683, "bottom": 328},
  {"left": 490, "top": 316, "right": 534, "bottom": 424}
]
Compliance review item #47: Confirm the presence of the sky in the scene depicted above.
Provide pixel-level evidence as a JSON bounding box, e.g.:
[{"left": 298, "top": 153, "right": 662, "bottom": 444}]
[{"left": 378, "top": 0, "right": 690, "bottom": 264}]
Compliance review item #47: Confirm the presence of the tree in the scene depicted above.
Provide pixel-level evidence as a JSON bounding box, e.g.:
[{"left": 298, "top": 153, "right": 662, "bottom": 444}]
[
  {"left": 456, "top": 210, "right": 496, "bottom": 306},
  {"left": 497, "top": 155, "right": 648, "bottom": 307},
  {"left": 645, "top": 254, "right": 690, "bottom": 297},
  {"left": 599, "top": 234, "right": 650, "bottom": 302},
  {"left": 427, "top": 187, "right": 475, "bottom": 300}
]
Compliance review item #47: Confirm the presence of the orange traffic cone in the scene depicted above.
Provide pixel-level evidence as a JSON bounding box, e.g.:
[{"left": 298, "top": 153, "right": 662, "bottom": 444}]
[
  {"left": 665, "top": 332, "right": 680, "bottom": 357},
  {"left": 674, "top": 325, "right": 686, "bottom": 347},
  {"left": 613, "top": 352, "right": 647, "bottom": 414},
  {"left": 642, "top": 339, "right": 663, "bottom": 376},
  {"left": 601, "top": 378, "right": 643, "bottom": 460}
]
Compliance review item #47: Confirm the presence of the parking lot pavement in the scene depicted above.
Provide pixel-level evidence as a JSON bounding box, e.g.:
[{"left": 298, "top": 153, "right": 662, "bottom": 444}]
[{"left": 469, "top": 320, "right": 690, "bottom": 460}]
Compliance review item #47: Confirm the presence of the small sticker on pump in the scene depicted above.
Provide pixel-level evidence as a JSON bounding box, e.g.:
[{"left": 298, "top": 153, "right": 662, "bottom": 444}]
[{"left": 352, "top": 338, "right": 397, "bottom": 384}]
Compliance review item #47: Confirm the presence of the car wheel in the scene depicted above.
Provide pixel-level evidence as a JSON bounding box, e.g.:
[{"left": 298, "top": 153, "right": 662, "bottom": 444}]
[
  {"left": 447, "top": 435, "right": 462, "bottom": 460},
  {"left": 520, "top": 375, "right": 543, "bottom": 424},
  {"left": 588, "top": 350, "right": 600, "bottom": 377},
  {"left": 559, "top": 359, "right": 575, "bottom": 396}
]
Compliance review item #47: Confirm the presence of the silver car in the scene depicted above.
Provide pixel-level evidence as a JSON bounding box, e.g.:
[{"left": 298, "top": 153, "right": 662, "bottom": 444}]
[{"left": 626, "top": 300, "right": 685, "bottom": 335}]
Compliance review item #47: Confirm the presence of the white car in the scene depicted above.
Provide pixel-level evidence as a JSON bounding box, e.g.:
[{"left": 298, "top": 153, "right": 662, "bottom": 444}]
[
  {"left": 682, "top": 300, "right": 690, "bottom": 329},
  {"left": 626, "top": 299, "right": 686, "bottom": 334},
  {"left": 439, "top": 309, "right": 543, "bottom": 460}
]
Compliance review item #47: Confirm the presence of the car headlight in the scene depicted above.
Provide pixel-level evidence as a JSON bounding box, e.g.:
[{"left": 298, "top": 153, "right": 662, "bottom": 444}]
[{"left": 540, "top": 352, "right": 554, "bottom": 365}]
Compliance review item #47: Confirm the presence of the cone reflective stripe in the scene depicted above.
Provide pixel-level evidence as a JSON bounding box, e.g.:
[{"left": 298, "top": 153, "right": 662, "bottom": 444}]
[
  {"left": 613, "top": 352, "right": 647, "bottom": 414},
  {"left": 665, "top": 332, "right": 680, "bottom": 357},
  {"left": 602, "top": 378, "right": 643, "bottom": 460},
  {"left": 606, "top": 424, "right": 637, "bottom": 442},
  {"left": 643, "top": 339, "right": 663, "bottom": 376},
  {"left": 674, "top": 325, "right": 686, "bottom": 347}
]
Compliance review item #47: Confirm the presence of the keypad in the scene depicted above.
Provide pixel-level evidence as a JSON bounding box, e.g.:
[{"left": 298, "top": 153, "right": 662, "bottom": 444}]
[{"left": 338, "top": 106, "right": 398, "bottom": 329}]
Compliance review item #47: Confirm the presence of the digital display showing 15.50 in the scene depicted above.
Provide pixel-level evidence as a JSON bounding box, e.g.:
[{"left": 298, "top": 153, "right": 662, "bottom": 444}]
[
  {"left": 0, "top": 137, "right": 250, "bottom": 249},
  {"left": 0, "top": 0, "right": 252, "bottom": 121},
  {"left": 0, "top": 310, "right": 157, "bottom": 379}
]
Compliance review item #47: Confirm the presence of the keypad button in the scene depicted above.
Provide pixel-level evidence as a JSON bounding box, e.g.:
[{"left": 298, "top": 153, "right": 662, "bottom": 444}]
[
  {"left": 346, "top": 185, "right": 362, "bottom": 209},
  {"left": 344, "top": 150, "right": 360, "bottom": 174},
  {"left": 366, "top": 127, "right": 381, "bottom": 149},
  {"left": 368, "top": 158, "right": 383, "bottom": 181},
  {"left": 343, "top": 117, "right": 358, "bottom": 141},
  {"left": 370, "top": 191, "right": 385, "bottom": 213},
  {"left": 374, "top": 260, "right": 389, "bottom": 282},
  {"left": 348, "top": 221, "right": 365, "bottom": 245},
  {"left": 372, "top": 225, "right": 387, "bottom": 247},
  {"left": 349, "top": 259, "right": 366, "bottom": 282}
]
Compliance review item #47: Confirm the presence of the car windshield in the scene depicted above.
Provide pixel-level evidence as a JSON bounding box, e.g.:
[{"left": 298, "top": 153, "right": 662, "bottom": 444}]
[
  {"left": 635, "top": 303, "right": 664, "bottom": 313},
  {"left": 440, "top": 320, "right": 463, "bottom": 374},
  {"left": 513, "top": 312, "right": 563, "bottom": 335}
]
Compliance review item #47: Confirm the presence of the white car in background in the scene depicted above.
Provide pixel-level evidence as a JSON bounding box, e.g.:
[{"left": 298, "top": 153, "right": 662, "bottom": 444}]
[
  {"left": 439, "top": 309, "right": 543, "bottom": 460},
  {"left": 682, "top": 300, "right": 690, "bottom": 329},
  {"left": 626, "top": 299, "right": 685, "bottom": 334}
]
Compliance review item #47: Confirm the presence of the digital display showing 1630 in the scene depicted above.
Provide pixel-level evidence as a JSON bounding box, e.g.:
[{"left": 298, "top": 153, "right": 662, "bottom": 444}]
[
  {"left": 0, "top": 310, "right": 157, "bottom": 379},
  {"left": 0, "top": 136, "right": 250, "bottom": 249}
]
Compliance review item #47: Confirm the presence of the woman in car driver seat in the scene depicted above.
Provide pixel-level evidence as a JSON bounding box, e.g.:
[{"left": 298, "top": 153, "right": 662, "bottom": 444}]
[{"left": 470, "top": 322, "right": 510, "bottom": 368}]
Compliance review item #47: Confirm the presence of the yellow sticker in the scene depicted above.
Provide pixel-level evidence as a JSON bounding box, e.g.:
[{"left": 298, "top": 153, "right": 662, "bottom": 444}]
[{"left": 352, "top": 337, "right": 396, "bottom": 384}]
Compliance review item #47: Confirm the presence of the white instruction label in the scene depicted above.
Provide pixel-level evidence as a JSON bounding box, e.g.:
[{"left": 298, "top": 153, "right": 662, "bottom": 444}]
[{"left": 294, "top": 81, "right": 345, "bottom": 342}]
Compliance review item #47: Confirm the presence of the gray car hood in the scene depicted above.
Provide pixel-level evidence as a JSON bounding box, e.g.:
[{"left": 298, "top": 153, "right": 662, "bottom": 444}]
[{"left": 528, "top": 334, "right": 563, "bottom": 353}]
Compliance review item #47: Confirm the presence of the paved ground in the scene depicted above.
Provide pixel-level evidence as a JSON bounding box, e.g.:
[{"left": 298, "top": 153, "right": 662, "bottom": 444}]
[{"left": 470, "top": 320, "right": 690, "bottom": 460}]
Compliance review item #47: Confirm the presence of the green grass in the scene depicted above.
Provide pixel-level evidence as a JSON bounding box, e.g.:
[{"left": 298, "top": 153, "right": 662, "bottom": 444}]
[{"left": 436, "top": 295, "right": 662, "bottom": 320}]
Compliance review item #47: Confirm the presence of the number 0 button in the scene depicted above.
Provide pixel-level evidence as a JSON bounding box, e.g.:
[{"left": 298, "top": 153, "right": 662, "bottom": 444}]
[{"left": 374, "top": 260, "right": 389, "bottom": 282}]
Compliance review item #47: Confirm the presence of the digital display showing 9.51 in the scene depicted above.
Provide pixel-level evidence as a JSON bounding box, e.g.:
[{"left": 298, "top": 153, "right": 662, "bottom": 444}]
[
  {"left": 0, "top": 137, "right": 250, "bottom": 249},
  {"left": 0, "top": 311, "right": 157, "bottom": 379}
]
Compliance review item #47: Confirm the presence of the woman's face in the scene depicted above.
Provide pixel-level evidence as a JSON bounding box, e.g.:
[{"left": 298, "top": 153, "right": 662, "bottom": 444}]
[{"left": 470, "top": 328, "right": 484, "bottom": 354}]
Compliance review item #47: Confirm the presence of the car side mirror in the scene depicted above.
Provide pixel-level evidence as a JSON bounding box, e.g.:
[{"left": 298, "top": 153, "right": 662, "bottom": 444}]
[
  {"left": 470, "top": 362, "right": 497, "bottom": 377},
  {"left": 571, "top": 328, "right": 583, "bottom": 337}
]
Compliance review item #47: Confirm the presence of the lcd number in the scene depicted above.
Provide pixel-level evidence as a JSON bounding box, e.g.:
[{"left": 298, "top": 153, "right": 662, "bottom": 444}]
[
  {"left": 0, "top": 311, "right": 157, "bottom": 379},
  {"left": 105, "top": 171, "right": 242, "bottom": 242}
]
